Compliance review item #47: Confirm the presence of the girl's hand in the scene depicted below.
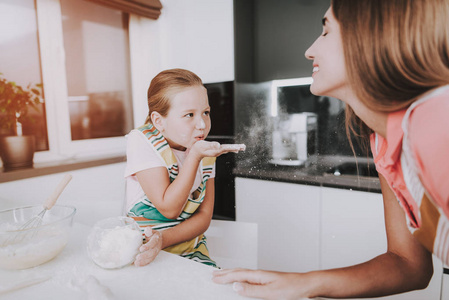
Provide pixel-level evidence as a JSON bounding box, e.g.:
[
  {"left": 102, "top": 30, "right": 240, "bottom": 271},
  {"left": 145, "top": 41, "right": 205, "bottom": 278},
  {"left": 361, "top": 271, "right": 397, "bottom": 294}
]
[
  {"left": 220, "top": 143, "right": 246, "bottom": 153},
  {"left": 212, "top": 269, "right": 312, "bottom": 300},
  {"left": 134, "top": 228, "right": 163, "bottom": 267},
  {"left": 191, "top": 140, "right": 246, "bottom": 159}
]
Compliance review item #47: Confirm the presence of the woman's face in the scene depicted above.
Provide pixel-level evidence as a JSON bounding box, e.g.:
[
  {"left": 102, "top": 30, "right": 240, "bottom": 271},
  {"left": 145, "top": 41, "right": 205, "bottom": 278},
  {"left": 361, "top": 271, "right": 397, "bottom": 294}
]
[
  {"left": 305, "top": 7, "right": 349, "bottom": 100},
  {"left": 158, "top": 85, "right": 211, "bottom": 151}
]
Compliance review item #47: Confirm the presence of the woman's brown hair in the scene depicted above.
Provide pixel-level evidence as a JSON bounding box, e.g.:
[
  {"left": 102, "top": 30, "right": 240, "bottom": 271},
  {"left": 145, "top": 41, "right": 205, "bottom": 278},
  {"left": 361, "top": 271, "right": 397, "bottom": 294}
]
[
  {"left": 144, "top": 68, "right": 204, "bottom": 124},
  {"left": 331, "top": 0, "right": 449, "bottom": 146}
]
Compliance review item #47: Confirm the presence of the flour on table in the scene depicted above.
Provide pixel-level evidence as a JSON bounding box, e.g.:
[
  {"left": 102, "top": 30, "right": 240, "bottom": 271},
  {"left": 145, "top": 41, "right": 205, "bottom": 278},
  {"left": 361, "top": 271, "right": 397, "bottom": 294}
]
[{"left": 88, "top": 225, "right": 142, "bottom": 269}]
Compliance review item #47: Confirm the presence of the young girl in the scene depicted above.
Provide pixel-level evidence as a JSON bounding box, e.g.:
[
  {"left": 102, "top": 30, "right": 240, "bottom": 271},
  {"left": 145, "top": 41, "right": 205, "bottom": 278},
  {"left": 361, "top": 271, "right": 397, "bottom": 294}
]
[
  {"left": 213, "top": 0, "right": 449, "bottom": 298},
  {"left": 125, "top": 68, "right": 245, "bottom": 268}
]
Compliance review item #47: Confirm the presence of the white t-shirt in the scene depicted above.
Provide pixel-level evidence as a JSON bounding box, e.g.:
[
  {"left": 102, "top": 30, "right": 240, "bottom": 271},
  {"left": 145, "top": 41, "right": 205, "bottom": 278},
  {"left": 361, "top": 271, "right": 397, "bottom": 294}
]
[{"left": 124, "top": 129, "right": 216, "bottom": 212}]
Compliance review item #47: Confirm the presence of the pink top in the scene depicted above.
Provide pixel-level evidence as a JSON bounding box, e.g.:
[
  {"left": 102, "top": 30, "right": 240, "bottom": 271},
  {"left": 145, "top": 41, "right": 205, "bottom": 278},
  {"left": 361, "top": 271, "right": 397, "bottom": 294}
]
[{"left": 370, "top": 88, "right": 449, "bottom": 228}]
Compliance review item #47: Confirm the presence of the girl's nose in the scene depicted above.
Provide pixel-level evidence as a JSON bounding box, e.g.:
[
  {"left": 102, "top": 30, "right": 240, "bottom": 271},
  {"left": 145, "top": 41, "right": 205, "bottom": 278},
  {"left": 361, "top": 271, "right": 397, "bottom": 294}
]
[{"left": 196, "top": 118, "right": 206, "bottom": 129}]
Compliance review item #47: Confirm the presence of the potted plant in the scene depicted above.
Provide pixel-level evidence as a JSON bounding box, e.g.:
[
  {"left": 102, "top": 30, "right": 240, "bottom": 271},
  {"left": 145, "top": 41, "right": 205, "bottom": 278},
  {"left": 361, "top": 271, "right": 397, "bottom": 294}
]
[{"left": 0, "top": 74, "right": 42, "bottom": 171}]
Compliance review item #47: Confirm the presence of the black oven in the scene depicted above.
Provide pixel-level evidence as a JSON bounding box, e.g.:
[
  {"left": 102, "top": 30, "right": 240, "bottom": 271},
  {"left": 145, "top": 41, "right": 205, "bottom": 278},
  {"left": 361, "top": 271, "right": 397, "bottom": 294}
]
[{"left": 204, "top": 81, "right": 236, "bottom": 220}]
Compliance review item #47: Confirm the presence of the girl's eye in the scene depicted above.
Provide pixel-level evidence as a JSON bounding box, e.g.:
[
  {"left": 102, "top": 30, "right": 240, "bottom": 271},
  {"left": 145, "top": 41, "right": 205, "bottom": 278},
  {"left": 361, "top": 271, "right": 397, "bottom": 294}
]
[
  {"left": 185, "top": 113, "right": 194, "bottom": 118},
  {"left": 321, "top": 31, "right": 328, "bottom": 37},
  {"left": 204, "top": 111, "right": 210, "bottom": 116}
]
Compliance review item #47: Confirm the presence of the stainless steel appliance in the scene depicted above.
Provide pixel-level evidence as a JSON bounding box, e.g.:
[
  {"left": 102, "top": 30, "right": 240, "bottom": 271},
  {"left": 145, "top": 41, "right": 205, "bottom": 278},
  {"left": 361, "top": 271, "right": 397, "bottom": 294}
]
[
  {"left": 270, "top": 112, "right": 317, "bottom": 166},
  {"left": 269, "top": 77, "right": 318, "bottom": 166}
]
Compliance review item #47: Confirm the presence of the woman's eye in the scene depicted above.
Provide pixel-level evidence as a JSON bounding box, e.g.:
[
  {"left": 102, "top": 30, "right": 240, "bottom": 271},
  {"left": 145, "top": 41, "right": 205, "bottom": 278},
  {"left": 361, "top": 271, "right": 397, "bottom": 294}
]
[
  {"left": 185, "top": 113, "right": 194, "bottom": 118},
  {"left": 321, "top": 31, "right": 328, "bottom": 37},
  {"left": 204, "top": 111, "right": 210, "bottom": 116}
]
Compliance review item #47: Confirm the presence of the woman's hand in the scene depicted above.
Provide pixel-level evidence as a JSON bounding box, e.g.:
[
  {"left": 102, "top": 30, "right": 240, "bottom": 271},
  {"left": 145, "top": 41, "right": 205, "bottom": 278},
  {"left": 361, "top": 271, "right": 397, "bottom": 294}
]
[
  {"left": 191, "top": 140, "right": 246, "bottom": 160},
  {"left": 134, "top": 228, "right": 163, "bottom": 267},
  {"left": 212, "top": 269, "right": 312, "bottom": 300}
]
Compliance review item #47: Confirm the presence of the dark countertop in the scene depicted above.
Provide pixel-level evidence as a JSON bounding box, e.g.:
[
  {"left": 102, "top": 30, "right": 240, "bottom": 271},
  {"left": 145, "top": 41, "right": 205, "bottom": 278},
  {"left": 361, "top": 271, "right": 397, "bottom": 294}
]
[{"left": 233, "top": 155, "right": 381, "bottom": 193}]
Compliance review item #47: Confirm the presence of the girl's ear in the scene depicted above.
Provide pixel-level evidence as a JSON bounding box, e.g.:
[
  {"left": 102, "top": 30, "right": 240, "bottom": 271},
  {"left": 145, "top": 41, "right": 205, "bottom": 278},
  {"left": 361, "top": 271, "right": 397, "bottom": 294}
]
[{"left": 151, "top": 111, "right": 164, "bottom": 132}]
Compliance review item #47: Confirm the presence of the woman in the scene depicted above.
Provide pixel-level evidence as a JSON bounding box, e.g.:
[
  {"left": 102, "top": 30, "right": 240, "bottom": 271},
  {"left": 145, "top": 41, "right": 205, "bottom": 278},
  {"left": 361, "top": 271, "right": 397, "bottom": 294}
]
[{"left": 212, "top": 0, "right": 449, "bottom": 299}]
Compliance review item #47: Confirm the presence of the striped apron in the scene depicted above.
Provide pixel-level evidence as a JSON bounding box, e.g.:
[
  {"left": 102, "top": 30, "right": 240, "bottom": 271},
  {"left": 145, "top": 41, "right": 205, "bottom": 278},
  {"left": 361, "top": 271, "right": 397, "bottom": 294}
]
[
  {"left": 400, "top": 87, "right": 449, "bottom": 265},
  {"left": 127, "top": 123, "right": 217, "bottom": 267}
]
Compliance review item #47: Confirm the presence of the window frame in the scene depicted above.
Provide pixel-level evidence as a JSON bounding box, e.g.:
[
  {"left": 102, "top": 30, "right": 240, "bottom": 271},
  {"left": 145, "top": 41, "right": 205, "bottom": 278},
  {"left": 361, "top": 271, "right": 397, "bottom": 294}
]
[{"left": 34, "top": 0, "right": 135, "bottom": 163}]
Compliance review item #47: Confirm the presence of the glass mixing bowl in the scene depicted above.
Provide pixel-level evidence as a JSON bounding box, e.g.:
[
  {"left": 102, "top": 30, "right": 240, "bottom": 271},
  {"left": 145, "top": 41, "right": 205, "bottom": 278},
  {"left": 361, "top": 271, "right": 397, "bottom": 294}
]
[
  {"left": 87, "top": 216, "right": 143, "bottom": 269},
  {"left": 0, "top": 205, "right": 76, "bottom": 270}
]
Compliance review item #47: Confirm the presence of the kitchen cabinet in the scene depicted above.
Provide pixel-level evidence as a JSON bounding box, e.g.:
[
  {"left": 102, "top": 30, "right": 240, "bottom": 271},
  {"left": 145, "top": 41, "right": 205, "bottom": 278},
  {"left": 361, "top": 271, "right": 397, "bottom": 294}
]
[
  {"left": 235, "top": 178, "right": 443, "bottom": 299},
  {"left": 159, "top": 0, "right": 234, "bottom": 84},
  {"left": 131, "top": 0, "right": 234, "bottom": 84},
  {"left": 442, "top": 272, "right": 449, "bottom": 300},
  {"left": 320, "top": 187, "right": 386, "bottom": 269},
  {"left": 235, "top": 177, "right": 321, "bottom": 272},
  {"left": 129, "top": 0, "right": 234, "bottom": 125},
  {"left": 321, "top": 186, "right": 443, "bottom": 300},
  {"left": 234, "top": 0, "right": 329, "bottom": 82},
  {"left": 205, "top": 220, "right": 258, "bottom": 270}
]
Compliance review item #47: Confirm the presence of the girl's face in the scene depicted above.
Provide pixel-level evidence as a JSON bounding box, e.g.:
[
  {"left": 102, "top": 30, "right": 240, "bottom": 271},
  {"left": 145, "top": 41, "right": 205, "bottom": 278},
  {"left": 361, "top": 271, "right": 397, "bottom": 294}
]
[
  {"left": 305, "top": 7, "right": 349, "bottom": 100},
  {"left": 159, "top": 85, "right": 211, "bottom": 151}
]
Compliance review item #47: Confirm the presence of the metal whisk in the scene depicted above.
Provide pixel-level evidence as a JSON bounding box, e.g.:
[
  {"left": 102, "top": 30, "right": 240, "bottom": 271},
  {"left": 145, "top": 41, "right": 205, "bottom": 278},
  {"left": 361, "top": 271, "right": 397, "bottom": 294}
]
[{"left": 5, "top": 174, "right": 72, "bottom": 245}]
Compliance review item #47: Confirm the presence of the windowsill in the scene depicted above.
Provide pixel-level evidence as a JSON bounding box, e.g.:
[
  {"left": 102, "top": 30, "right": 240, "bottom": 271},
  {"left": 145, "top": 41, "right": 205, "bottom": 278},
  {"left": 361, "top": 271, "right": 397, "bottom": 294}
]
[{"left": 0, "top": 155, "right": 126, "bottom": 183}]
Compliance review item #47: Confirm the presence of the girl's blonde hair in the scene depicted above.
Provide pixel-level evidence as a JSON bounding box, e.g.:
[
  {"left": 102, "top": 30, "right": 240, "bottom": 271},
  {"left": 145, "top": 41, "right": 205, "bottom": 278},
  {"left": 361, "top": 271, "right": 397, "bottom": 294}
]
[
  {"left": 144, "top": 68, "right": 204, "bottom": 124},
  {"left": 331, "top": 0, "right": 449, "bottom": 145}
]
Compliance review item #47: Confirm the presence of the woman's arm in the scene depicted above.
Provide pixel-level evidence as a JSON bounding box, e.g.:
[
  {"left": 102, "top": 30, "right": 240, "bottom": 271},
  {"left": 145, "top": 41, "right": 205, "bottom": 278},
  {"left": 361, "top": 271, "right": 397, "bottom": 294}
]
[
  {"left": 307, "top": 174, "right": 433, "bottom": 298},
  {"left": 212, "top": 174, "right": 433, "bottom": 299},
  {"left": 134, "top": 179, "right": 215, "bottom": 266}
]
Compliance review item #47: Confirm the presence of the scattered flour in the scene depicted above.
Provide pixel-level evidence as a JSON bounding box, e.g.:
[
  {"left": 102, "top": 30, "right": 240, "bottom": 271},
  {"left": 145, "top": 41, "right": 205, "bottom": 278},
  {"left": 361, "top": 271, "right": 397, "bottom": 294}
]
[
  {"left": 0, "top": 227, "right": 68, "bottom": 270},
  {"left": 69, "top": 275, "right": 117, "bottom": 300},
  {"left": 87, "top": 225, "right": 142, "bottom": 269}
]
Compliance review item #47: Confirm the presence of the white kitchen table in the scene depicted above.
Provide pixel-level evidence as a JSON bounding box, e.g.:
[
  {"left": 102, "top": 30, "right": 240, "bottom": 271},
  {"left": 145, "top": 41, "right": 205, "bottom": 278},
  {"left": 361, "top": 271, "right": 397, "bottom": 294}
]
[{"left": 0, "top": 222, "right": 253, "bottom": 300}]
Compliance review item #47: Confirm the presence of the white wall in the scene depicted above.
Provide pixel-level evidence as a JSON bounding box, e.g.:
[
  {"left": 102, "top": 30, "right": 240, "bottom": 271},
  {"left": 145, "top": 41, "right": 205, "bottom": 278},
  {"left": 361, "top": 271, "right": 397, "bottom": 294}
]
[
  {"left": 129, "top": 0, "right": 235, "bottom": 127},
  {"left": 0, "top": 163, "right": 126, "bottom": 226}
]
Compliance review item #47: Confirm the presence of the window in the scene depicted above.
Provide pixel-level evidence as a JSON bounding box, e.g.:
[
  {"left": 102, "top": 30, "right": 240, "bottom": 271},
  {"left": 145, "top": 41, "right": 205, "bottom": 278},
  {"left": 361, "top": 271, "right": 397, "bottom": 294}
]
[
  {"left": 60, "top": 0, "right": 133, "bottom": 141},
  {"left": 1, "top": 0, "right": 135, "bottom": 165},
  {"left": 0, "top": 0, "right": 48, "bottom": 151}
]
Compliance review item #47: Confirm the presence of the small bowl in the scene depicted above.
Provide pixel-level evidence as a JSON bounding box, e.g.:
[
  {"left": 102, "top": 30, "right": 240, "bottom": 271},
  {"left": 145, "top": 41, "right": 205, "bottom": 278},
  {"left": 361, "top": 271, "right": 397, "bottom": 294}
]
[
  {"left": 87, "top": 216, "right": 143, "bottom": 269},
  {"left": 0, "top": 205, "right": 76, "bottom": 270}
]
